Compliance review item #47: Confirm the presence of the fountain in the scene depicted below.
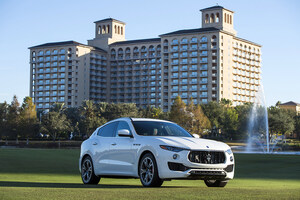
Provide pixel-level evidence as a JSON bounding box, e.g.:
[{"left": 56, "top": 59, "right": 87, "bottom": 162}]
[{"left": 246, "top": 84, "right": 278, "bottom": 153}]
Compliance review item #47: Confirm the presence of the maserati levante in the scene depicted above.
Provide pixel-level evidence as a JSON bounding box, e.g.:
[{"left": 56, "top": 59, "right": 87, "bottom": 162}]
[{"left": 79, "top": 118, "right": 234, "bottom": 187}]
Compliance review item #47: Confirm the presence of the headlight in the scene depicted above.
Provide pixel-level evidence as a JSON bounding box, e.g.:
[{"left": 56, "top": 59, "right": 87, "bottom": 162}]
[
  {"left": 225, "top": 148, "right": 233, "bottom": 155},
  {"left": 160, "top": 145, "right": 187, "bottom": 152}
]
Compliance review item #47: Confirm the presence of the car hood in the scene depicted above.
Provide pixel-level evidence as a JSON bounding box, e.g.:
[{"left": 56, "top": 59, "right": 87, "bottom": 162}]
[{"left": 151, "top": 136, "right": 229, "bottom": 151}]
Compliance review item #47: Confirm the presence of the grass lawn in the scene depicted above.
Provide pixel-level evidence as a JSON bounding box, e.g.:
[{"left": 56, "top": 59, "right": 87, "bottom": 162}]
[{"left": 0, "top": 149, "right": 300, "bottom": 200}]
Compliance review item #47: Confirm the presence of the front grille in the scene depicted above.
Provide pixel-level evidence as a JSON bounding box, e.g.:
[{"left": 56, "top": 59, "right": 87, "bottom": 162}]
[{"left": 188, "top": 151, "right": 225, "bottom": 164}]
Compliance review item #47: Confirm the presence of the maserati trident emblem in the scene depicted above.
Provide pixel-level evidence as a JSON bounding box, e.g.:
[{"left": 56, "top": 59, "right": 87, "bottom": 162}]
[{"left": 206, "top": 153, "right": 211, "bottom": 163}]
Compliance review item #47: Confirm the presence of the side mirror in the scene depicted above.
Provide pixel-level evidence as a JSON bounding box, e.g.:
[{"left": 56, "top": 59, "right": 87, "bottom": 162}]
[
  {"left": 193, "top": 134, "right": 200, "bottom": 138},
  {"left": 118, "top": 129, "right": 132, "bottom": 137}
]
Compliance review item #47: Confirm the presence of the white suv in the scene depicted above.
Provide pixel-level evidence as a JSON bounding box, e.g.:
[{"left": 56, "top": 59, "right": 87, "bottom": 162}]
[{"left": 79, "top": 118, "right": 234, "bottom": 187}]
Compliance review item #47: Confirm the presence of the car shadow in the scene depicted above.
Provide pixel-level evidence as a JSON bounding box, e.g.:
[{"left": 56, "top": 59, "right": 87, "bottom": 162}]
[{"left": 0, "top": 181, "right": 187, "bottom": 189}]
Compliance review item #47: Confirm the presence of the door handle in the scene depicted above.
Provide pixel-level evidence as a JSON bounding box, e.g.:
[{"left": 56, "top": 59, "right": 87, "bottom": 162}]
[
  {"left": 92, "top": 142, "right": 98, "bottom": 145},
  {"left": 111, "top": 143, "right": 117, "bottom": 146}
]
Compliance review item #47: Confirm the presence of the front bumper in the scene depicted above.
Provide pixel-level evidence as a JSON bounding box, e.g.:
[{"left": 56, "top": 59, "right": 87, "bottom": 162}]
[{"left": 156, "top": 149, "right": 235, "bottom": 180}]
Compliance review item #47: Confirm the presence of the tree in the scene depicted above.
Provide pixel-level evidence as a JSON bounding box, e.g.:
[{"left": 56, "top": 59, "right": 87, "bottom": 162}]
[
  {"left": 80, "top": 100, "right": 106, "bottom": 137},
  {"left": 235, "top": 103, "right": 252, "bottom": 140},
  {"left": 99, "top": 102, "right": 139, "bottom": 121},
  {"left": 169, "top": 96, "right": 188, "bottom": 128},
  {"left": 0, "top": 102, "right": 9, "bottom": 139},
  {"left": 268, "top": 106, "right": 295, "bottom": 135},
  {"left": 222, "top": 107, "right": 238, "bottom": 139},
  {"left": 41, "top": 103, "right": 71, "bottom": 141},
  {"left": 19, "top": 97, "right": 39, "bottom": 139},
  {"left": 294, "top": 115, "right": 300, "bottom": 139},
  {"left": 140, "top": 106, "right": 165, "bottom": 119},
  {"left": 191, "top": 105, "right": 211, "bottom": 136},
  {"left": 6, "top": 95, "right": 21, "bottom": 139}
]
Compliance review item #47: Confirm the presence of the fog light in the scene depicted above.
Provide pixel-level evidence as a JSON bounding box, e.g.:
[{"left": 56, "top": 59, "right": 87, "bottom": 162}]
[
  {"left": 173, "top": 154, "right": 179, "bottom": 160},
  {"left": 230, "top": 156, "right": 233, "bottom": 162}
]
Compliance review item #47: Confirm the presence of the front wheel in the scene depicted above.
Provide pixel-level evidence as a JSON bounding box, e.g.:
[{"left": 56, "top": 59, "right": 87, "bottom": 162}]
[
  {"left": 81, "top": 156, "right": 100, "bottom": 184},
  {"left": 139, "top": 153, "right": 163, "bottom": 187},
  {"left": 204, "top": 180, "right": 228, "bottom": 187}
]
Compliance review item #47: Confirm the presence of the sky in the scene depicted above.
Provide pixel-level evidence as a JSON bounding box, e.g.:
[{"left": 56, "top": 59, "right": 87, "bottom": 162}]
[{"left": 0, "top": 0, "right": 299, "bottom": 106}]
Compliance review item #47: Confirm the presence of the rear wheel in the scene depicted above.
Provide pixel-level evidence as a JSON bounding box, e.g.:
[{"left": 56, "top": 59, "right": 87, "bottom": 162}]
[
  {"left": 139, "top": 153, "right": 163, "bottom": 187},
  {"left": 81, "top": 156, "right": 100, "bottom": 184},
  {"left": 204, "top": 180, "right": 228, "bottom": 187}
]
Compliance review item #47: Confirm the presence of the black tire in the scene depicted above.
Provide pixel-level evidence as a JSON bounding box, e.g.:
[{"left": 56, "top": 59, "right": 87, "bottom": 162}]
[
  {"left": 139, "top": 153, "right": 163, "bottom": 187},
  {"left": 81, "top": 156, "right": 100, "bottom": 184},
  {"left": 204, "top": 180, "right": 228, "bottom": 187}
]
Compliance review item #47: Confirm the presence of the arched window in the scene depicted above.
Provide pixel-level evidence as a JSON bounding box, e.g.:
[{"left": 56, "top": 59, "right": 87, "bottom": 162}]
[
  {"left": 191, "top": 37, "right": 197, "bottom": 43},
  {"left": 133, "top": 47, "right": 139, "bottom": 53},
  {"left": 181, "top": 38, "right": 188, "bottom": 44},
  {"left": 115, "top": 25, "right": 117, "bottom": 33},
  {"left": 216, "top": 13, "right": 220, "bottom": 23},
  {"left": 32, "top": 51, "right": 36, "bottom": 57},
  {"left": 111, "top": 48, "right": 116, "bottom": 55},
  {"left": 227, "top": 14, "right": 230, "bottom": 23},
  {"left": 224, "top": 13, "right": 227, "bottom": 23},
  {"left": 59, "top": 49, "right": 65, "bottom": 54},
  {"left": 141, "top": 46, "right": 147, "bottom": 52},
  {"left": 38, "top": 50, "right": 43, "bottom": 56},
  {"left": 118, "top": 26, "right": 120, "bottom": 34},
  {"left": 98, "top": 26, "right": 101, "bottom": 34},
  {"left": 45, "top": 50, "right": 50, "bottom": 55},
  {"left": 53, "top": 49, "right": 58, "bottom": 54},
  {"left": 172, "top": 39, "right": 178, "bottom": 45},
  {"left": 102, "top": 25, "right": 106, "bottom": 34},
  {"left": 156, "top": 45, "right": 161, "bottom": 51},
  {"left": 205, "top": 14, "right": 209, "bottom": 23},
  {"left": 125, "top": 47, "right": 130, "bottom": 54},
  {"left": 200, "top": 36, "right": 207, "bottom": 42},
  {"left": 118, "top": 48, "right": 123, "bottom": 55},
  {"left": 212, "top": 35, "right": 217, "bottom": 42},
  {"left": 163, "top": 39, "right": 168, "bottom": 46},
  {"left": 107, "top": 25, "right": 110, "bottom": 33},
  {"left": 230, "top": 15, "right": 232, "bottom": 24},
  {"left": 121, "top": 27, "right": 123, "bottom": 35},
  {"left": 210, "top": 13, "right": 215, "bottom": 23},
  {"left": 149, "top": 45, "right": 155, "bottom": 51}
]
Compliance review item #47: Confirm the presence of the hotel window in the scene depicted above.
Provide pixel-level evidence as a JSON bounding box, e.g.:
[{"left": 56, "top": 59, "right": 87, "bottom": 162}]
[
  {"left": 181, "top": 45, "right": 188, "bottom": 50},
  {"left": 191, "top": 37, "right": 197, "bottom": 43},
  {"left": 172, "top": 66, "right": 178, "bottom": 71},
  {"left": 181, "top": 38, "right": 188, "bottom": 43},
  {"left": 172, "top": 46, "right": 178, "bottom": 51},
  {"left": 172, "top": 39, "right": 178, "bottom": 45},
  {"left": 59, "top": 49, "right": 65, "bottom": 54}
]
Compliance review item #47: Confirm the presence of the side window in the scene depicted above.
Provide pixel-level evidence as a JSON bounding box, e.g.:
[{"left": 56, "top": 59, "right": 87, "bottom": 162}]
[
  {"left": 97, "top": 122, "right": 118, "bottom": 137},
  {"left": 116, "top": 121, "right": 131, "bottom": 136}
]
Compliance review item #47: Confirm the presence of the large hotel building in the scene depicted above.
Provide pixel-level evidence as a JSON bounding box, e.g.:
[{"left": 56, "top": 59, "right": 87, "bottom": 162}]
[{"left": 29, "top": 6, "right": 262, "bottom": 111}]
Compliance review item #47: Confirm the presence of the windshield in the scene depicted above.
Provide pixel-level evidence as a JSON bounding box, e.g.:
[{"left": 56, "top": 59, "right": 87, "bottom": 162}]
[{"left": 132, "top": 121, "right": 193, "bottom": 137}]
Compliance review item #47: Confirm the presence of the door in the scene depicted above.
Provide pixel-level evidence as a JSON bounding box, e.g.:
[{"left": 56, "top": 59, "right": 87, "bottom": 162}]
[
  {"left": 93, "top": 121, "right": 118, "bottom": 175},
  {"left": 108, "top": 121, "right": 136, "bottom": 176}
]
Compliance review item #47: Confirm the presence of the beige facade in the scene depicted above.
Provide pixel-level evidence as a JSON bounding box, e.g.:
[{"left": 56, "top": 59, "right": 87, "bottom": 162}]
[
  {"left": 29, "top": 42, "right": 107, "bottom": 109},
  {"left": 279, "top": 101, "right": 300, "bottom": 115},
  {"left": 29, "top": 6, "right": 262, "bottom": 110}
]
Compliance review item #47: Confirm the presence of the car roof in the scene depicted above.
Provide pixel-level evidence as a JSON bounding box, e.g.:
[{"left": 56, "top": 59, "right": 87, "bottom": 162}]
[{"left": 131, "top": 118, "right": 173, "bottom": 123}]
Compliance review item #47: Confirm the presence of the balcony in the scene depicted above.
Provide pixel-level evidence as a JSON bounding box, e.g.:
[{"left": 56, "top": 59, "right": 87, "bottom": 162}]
[{"left": 200, "top": 66, "right": 207, "bottom": 70}]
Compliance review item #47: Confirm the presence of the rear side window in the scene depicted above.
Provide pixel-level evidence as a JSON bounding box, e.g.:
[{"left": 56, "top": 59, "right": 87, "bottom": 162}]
[{"left": 97, "top": 122, "right": 118, "bottom": 137}]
